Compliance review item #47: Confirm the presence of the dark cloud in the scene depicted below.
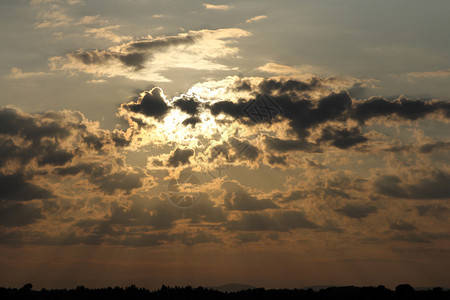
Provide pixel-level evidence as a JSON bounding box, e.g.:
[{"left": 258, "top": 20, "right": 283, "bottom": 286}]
[
  {"left": 0, "top": 137, "right": 74, "bottom": 168},
  {"left": 319, "top": 126, "right": 368, "bottom": 149},
  {"left": 375, "top": 171, "right": 450, "bottom": 200},
  {"left": 264, "top": 136, "right": 321, "bottom": 153},
  {"left": 173, "top": 96, "right": 201, "bottom": 115},
  {"left": 258, "top": 78, "right": 320, "bottom": 94},
  {"left": 335, "top": 203, "right": 377, "bottom": 219},
  {"left": 177, "top": 230, "right": 222, "bottom": 246},
  {"left": 352, "top": 96, "right": 450, "bottom": 124},
  {"left": 71, "top": 194, "right": 226, "bottom": 246},
  {"left": 275, "top": 190, "right": 307, "bottom": 203},
  {"left": 0, "top": 173, "right": 53, "bottom": 201},
  {"left": 391, "top": 233, "right": 432, "bottom": 244},
  {"left": 183, "top": 195, "right": 227, "bottom": 223},
  {"left": 67, "top": 35, "right": 197, "bottom": 70},
  {"left": 121, "top": 87, "right": 169, "bottom": 119},
  {"left": 320, "top": 219, "right": 344, "bottom": 233},
  {"left": 0, "top": 108, "right": 80, "bottom": 167},
  {"left": 266, "top": 154, "right": 287, "bottom": 166},
  {"left": 416, "top": 204, "right": 450, "bottom": 218},
  {"left": 55, "top": 163, "right": 143, "bottom": 194},
  {"left": 281, "top": 92, "right": 352, "bottom": 138},
  {"left": 231, "top": 79, "right": 253, "bottom": 91},
  {"left": 222, "top": 181, "right": 279, "bottom": 211},
  {"left": 227, "top": 210, "right": 318, "bottom": 231},
  {"left": 76, "top": 197, "right": 178, "bottom": 231},
  {"left": 167, "top": 148, "right": 194, "bottom": 167},
  {"left": 124, "top": 35, "right": 197, "bottom": 52},
  {"left": 229, "top": 137, "right": 260, "bottom": 161},
  {"left": 182, "top": 116, "right": 201, "bottom": 127},
  {"left": 209, "top": 100, "right": 247, "bottom": 119},
  {"left": 0, "top": 202, "right": 44, "bottom": 227},
  {"left": 0, "top": 107, "right": 130, "bottom": 175},
  {"left": 118, "top": 78, "right": 450, "bottom": 158},
  {"left": 235, "top": 232, "right": 261, "bottom": 243},
  {"left": 391, "top": 231, "right": 450, "bottom": 244},
  {"left": 374, "top": 175, "right": 409, "bottom": 199},
  {"left": 68, "top": 50, "right": 146, "bottom": 70},
  {"left": 0, "top": 107, "right": 71, "bottom": 142},
  {"left": 419, "top": 141, "right": 450, "bottom": 153},
  {"left": 209, "top": 91, "right": 353, "bottom": 139},
  {"left": 95, "top": 171, "right": 143, "bottom": 195},
  {"left": 389, "top": 220, "right": 416, "bottom": 231}
]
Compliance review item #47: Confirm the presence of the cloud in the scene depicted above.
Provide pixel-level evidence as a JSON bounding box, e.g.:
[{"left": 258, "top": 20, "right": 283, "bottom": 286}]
[
  {"left": 235, "top": 232, "right": 261, "bottom": 243},
  {"left": 116, "top": 75, "right": 450, "bottom": 172},
  {"left": 85, "top": 26, "right": 131, "bottom": 43},
  {"left": 352, "top": 96, "right": 450, "bottom": 123},
  {"left": 418, "top": 141, "right": 450, "bottom": 153},
  {"left": 0, "top": 105, "right": 138, "bottom": 200},
  {"left": 245, "top": 15, "right": 267, "bottom": 23},
  {"left": 406, "top": 69, "right": 450, "bottom": 79},
  {"left": 319, "top": 126, "right": 368, "bottom": 149},
  {"left": 0, "top": 173, "right": 54, "bottom": 201},
  {"left": 34, "top": 8, "right": 72, "bottom": 28},
  {"left": 264, "top": 136, "right": 321, "bottom": 153},
  {"left": 227, "top": 210, "right": 318, "bottom": 231},
  {"left": 257, "top": 63, "right": 300, "bottom": 75},
  {"left": 167, "top": 148, "right": 194, "bottom": 167},
  {"left": 8, "top": 67, "right": 49, "bottom": 79},
  {"left": 375, "top": 171, "right": 450, "bottom": 200},
  {"left": 222, "top": 181, "right": 279, "bottom": 211},
  {"left": 0, "top": 202, "right": 44, "bottom": 227},
  {"left": 391, "top": 233, "right": 432, "bottom": 244},
  {"left": 203, "top": 3, "right": 233, "bottom": 10},
  {"left": 121, "top": 87, "right": 170, "bottom": 119},
  {"left": 389, "top": 220, "right": 416, "bottom": 231},
  {"left": 335, "top": 203, "right": 378, "bottom": 219},
  {"left": 173, "top": 96, "right": 201, "bottom": 116},
  {"left": 50, "top": 28, "right": 251, "bottom": 81},
  {"left": 30, "top": 0, "right": 82, "bottom": 5},
  {"left": 75, "top": 15, "right": 108, "bottom": 26},
  {"left": 55, "top": 163, "right": 143, "bottom": 194},
  {"left": 416, "top": 204, "right": 450, "bottom": 218}
]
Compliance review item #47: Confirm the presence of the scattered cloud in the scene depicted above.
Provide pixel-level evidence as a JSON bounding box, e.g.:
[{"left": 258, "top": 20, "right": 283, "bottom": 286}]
[
  {"left": 203, "top": 3, "right": 233, "bottom": 11},
  {"left": 406, "top": 69, "right": 450, "bottom": 79},
  {"left": 257, "top": 62, "right": 300, "bottom": 75},
  {"left": 76, "top": 15, "right": 108, "bottom": 26},
  {"left": 50, "top": 28, "right": 251, "bottom": 81},
  {"left": 34, "top": 8, "right": 72, "bottom": 28},
  {"left": 246, "top": 15, "right": 267, "bottom": 23},
  {"left": 84, "top": 25, "right": 132, "bottom": 43},
  {"left": 8, "top": 67, "right": 50, "bottom": 79}
]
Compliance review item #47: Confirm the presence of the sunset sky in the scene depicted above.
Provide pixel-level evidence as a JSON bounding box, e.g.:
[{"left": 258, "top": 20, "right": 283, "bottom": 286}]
[{"left": 1, "top": 0, "right": 450, "bottom": 290}]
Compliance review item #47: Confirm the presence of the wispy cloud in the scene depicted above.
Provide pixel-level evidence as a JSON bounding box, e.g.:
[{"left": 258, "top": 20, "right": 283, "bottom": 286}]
[
  {"left": 30, "top": 0, "right": 83, "bottom": 5},
  {"left": 50, "top": 28, "right": 251, "bottom": 81},
  {"left": 84, "top": 25, "right": 132, "bottom": 43},
  {"left": 246, "top": 15, "right": 267, "bottom": 23},
  {"left": 8, "top": 67, "right": 50, "bottom": 79},
  {"left": 257, "top": 62, "right": 299, "bottom": 75},
  {"left": 406, "top": 69, "right": 450, "bottom": 79},
  {"left": 76, "top": 15, "right": 109, "bottom": 26},
  {"left": 34, "top": 8, "right": 72, "bottom": 28},
  {"left": 203, "top": 3, "right": 233, "bottom": 11}
]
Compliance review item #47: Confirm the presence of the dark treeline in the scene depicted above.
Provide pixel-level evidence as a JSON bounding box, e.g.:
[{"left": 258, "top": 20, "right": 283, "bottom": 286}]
[{"left": 1, "top": 283, "right": 449, "bottom": 300}]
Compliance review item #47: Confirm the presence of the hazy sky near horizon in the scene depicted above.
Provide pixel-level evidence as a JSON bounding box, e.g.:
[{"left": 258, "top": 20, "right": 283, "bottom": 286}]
[{"left": 1, "top": 0, "right": 450, "bottom": 290}]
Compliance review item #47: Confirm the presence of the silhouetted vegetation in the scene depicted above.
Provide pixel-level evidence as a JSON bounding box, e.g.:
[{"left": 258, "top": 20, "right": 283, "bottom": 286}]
[{"left": 0, "top": 283, "right": 449, "bottom": 299}]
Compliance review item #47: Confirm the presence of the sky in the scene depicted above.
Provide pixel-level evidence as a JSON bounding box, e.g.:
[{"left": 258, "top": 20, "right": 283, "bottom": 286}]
[{"left": 1, "top": 0, "right": 450, "bottom": 290}]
